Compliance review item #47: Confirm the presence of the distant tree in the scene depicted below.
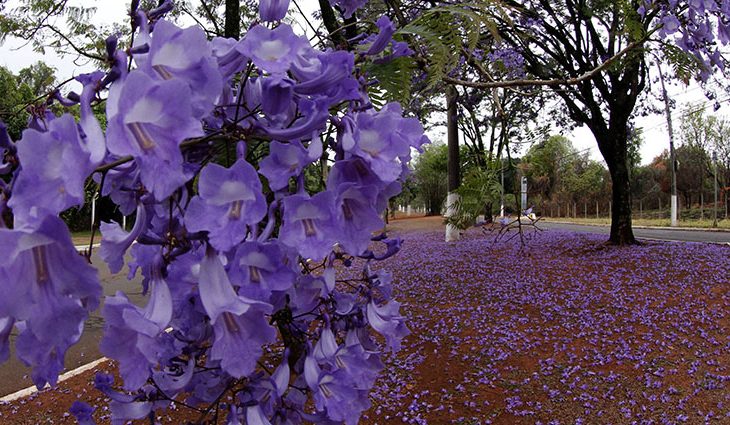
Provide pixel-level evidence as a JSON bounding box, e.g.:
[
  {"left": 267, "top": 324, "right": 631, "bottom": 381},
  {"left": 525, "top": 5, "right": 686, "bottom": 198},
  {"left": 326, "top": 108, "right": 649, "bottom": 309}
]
[
  {"left": 16, "top": 61, "right": 56, "bottom": 96},
  {"left": 680, "top": 103, "right": 717, "bottom": 150},
  {"left": 675, "top": 144, "right": 710, "bottom": 207},
  {"left": 413, "top": 143, "right": 449, "bottom": 216},
  {"left": 0, "top": 66, "right": 33, "bottom": 140},
  {"left": 521, "top": 135, "right": 574, "bottom": 205}
]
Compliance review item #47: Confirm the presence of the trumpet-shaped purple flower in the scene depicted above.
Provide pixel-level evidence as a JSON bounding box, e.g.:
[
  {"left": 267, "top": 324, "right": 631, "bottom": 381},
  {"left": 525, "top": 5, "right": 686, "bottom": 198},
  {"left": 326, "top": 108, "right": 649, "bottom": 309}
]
[
  {"left": 0, "top": 215, "right": 101, "bottom": 388},
  {"left": 184, "top": 159, "right": 266, "bottom": 252},
  {"left": 259, "top": 98, "right": 330, "bottom": 141},
  {"left": 261, "top": 74, "right": 295, "bottom": 117},
  {"left": 238, "top": 24, "right": 308, "bottom": 74},
  {"left": 304, "top": 353, "right": 371, "bottom": 425},
  {"left": 366, "top": 299, "right": 409, "bottom": 351},
  {"left": 259, "top": 0, "right": 290, "bottom": 21},
  {"left": 329, "top": 0, "right": 367, "bottom": 19},
  {"left": 69, "top": 401, "right": 96, "bottom": 425},
  {"left": 8, "top": 114, "right": 96, "bottom": 226},
  {"left": 198, "top": 249, "right": 275, "bottom": 377},
  {"left": 293, "top": 51, "right": 356, "bottom": 100},
  {"left": 106, "top": 70, "right": 203, "bottom": 200},
  {"left": 341, "top": 103, "right": 427, "bottom": 183},
  {"left": 332, "top": 183, "right": 383, "bottom": 255},
  {"left": 280, "top": 191, "right": 337, "bottom": 261},
  {"left": 361, "top": 16, "right": 396, "bottom": 56},
  {"left": 100, "top": 274, "right": 174, "bottom": 390},
  {"left": 211, "top": 37, "right": 249, "bottom": 81},
  {"left": 137, "top": 19, "right": 222, "bottom": 119},
  {"left": 0, "top": 316, "right": 13, "bottom": 363},
  {"left": 229, "top": 241, "right": 296, "bottom": 300},
  {"left": 258, "top": 140, "right": 311, "bottom": 191},
  {"left": 100, "top": 203, "right": 148, "bottom": 273}
]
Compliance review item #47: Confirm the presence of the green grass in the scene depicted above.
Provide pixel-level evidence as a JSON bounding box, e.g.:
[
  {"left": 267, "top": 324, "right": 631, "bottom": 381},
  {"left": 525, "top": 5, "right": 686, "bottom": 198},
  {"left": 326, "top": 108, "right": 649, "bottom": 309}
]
[
  {"left": 545, "top": 216, "right": 730, "bottom": 229},
  {"left": 70, "top": 230, "right": 95, "bottom": 245}
]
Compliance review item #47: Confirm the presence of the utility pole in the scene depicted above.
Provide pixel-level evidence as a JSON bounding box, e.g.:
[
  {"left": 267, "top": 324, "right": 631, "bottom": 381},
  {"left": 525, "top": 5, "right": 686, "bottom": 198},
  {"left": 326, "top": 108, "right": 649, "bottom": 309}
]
[
  {"left": 714, "top": 151, "right": 718, "bottom": 227},
  {"left": 445, "top": 85, "right": 461, "bottom": 242},
  {"left": 657, "top": 61, "right": 678, "bottom": 227},
  {"left": 500, "top": 150, "right": 505, "bottom": 217}
]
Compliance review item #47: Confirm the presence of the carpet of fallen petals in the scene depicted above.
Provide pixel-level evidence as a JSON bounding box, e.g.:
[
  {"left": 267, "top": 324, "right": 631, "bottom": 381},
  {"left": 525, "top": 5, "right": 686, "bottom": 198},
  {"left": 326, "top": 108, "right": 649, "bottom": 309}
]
[
  {"left": 2, "top": 216, "right": 729, "bottom": 424},
  {"left": 362, "top": 217, "right": 730, "bottom": 424}
]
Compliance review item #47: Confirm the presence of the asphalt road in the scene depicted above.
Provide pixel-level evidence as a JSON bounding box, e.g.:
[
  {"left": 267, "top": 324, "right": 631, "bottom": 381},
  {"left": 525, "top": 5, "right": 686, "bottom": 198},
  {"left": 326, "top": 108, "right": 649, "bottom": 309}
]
[
  {"left": 0, "top": 249, "right": 145, "bottom": 398},
  {"left": 540, "top": 221, "right": 730, "bottom": 244}
]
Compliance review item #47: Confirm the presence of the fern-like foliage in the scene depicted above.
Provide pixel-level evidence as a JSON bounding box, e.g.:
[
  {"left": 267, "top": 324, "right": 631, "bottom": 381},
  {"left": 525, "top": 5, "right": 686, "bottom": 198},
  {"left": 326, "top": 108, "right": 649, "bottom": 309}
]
[
  {"left": 661, "top": 43, "right": 704, "bottom": 84},
  {"left": 396, "top": 2, "right": 504, "bottom": 89},
  {"left": 365, "top": 55, "right": 418, "bottom": 106},
  {"left": 444, "top": 164, "right": 503, "bottom": 230}
]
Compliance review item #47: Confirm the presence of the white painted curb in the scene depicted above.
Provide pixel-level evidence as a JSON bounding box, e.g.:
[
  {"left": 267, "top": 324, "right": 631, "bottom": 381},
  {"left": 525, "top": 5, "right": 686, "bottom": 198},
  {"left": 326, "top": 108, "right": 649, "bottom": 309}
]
[
  {"left": 0, "top": 357, "right": 110, "bottom": 403},
  {"left": 1, "top": 243, "right": 102, "bottom": 403}
]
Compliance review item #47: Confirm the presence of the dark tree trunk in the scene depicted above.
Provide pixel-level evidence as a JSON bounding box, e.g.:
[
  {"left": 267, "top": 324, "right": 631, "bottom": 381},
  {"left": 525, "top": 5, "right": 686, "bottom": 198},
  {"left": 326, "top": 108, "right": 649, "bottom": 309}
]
[
  {"left": 224, "top": 0, "right": 240, "bottom": 39},
  {"left": 447, "top": 86, "right": 460, "bottom": 192},
  {"left": 596, "top": 130, "right": 636, "bottom": 244}
]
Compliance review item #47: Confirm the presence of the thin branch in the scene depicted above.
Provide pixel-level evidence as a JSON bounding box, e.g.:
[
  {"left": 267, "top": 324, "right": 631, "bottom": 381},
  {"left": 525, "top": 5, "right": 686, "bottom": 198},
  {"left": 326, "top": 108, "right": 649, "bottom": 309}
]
[
  {"left": 41, "top": 24, "right": 105, "bottom": 62},
  {"left": 199, "top": 0, "right": 222, "bottom": 37},
  {"left": 443, "top": 39, "right": 645, "bottom": 89}
]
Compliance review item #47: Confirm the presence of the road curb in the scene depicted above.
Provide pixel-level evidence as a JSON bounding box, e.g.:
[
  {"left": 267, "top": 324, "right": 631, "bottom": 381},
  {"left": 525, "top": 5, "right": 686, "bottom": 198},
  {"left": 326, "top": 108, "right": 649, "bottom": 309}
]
[
  {"left": 544, "top": 220, "right": 730, "bottom": 233},
  {"left": 0, "top": 357, "right": 110, "bottom": 403}
]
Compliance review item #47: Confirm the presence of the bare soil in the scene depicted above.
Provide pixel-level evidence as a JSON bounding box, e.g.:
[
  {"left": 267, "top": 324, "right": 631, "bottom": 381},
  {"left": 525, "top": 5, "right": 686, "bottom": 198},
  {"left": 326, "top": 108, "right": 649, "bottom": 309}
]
[{"left": 3, "top": 215, "right": 730, "bottom": 424}]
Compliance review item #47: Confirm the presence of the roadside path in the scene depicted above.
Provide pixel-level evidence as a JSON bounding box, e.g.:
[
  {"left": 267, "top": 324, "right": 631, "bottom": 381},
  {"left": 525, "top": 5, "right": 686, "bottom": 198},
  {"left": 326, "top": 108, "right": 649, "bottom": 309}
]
[{"left": 540, "top": 220, "right": 730, "bottom": 243}]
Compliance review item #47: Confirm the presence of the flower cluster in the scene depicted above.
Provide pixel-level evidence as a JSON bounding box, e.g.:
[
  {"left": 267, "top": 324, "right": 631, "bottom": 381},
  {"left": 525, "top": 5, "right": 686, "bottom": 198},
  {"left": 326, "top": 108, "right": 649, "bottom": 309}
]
[
  {"left": 0, "top": 0, "right": 425, "bottom": 423},
  {"left": 640, "top": 0, "right": 729, "bottom": 80}
]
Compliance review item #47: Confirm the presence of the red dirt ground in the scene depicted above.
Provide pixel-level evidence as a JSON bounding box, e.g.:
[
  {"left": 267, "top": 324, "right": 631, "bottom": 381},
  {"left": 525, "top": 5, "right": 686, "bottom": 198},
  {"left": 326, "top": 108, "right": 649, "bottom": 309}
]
[{"left": 2, "top": 215, "right": 729, "bottom": 424}]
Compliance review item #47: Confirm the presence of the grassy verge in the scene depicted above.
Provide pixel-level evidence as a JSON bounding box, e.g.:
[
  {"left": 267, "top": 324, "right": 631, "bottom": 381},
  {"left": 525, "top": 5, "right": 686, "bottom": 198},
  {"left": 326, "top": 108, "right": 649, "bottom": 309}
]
[{"left": 544, "top": 216, "right": 730, "bottom": 229}]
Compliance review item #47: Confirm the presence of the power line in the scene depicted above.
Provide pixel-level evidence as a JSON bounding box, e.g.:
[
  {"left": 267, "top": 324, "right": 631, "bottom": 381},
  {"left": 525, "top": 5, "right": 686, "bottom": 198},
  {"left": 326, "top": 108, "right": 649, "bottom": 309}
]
[{"left": 641, "top": 95, "right": 730, "bottom": 133}]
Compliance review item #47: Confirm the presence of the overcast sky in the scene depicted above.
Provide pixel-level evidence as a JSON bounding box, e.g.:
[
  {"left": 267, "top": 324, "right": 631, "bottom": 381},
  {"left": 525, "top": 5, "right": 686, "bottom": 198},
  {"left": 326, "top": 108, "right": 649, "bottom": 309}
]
[{"left": 0, "top": 0, "right": 724, "bottom": 165}]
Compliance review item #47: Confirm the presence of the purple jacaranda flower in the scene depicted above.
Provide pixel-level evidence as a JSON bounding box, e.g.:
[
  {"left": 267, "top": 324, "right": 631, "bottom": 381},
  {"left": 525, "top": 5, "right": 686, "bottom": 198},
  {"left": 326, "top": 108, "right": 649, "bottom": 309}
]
[
  {"left": 0, "top": 215, "right": 101, "bottom": 388},
  {"left": 366, "top": 299, "right": 409, "bottom": 351},
  {"left": 259, "top": 140, "right": 314, "bottom": 191},
  {"left": 152, "top": 357, "right": 195, "bottom": 395},
  {"left": 26, "top": 104, "right": 56, "bottom": 133},
  {"left": 136, "top": 19, "right": 222, "bottom": 119},
  {"left": 329, "top": 0, "right": 367, "bottom": 19},
  {"left": 261, "top": 74, "right": 295, "bottom": 117},
  {"left": 8, "top": 114, "right": 96, "bottom": 226},
  {"left": 229, "top": 241, "right": 297, "bottom": 300},
  {"left": 76, "top": 71, "right": 107, "bottom": 164},
  {"left": 660, "top": 15, "right": 681, "bottom": 36},
  {"left": 304, "top": 354, "right": 370, "bottom": 425},
  {"left": 293, "top": 51, "right": 355, "bottom": 97},
  {"left": 279, "top": 191, "right": 337, "bottom": 260},
  {"left": 238, "top": 24, "right": 309, "bottom": 74},
  {"left": 198, "top": 249, "right": 275, "bottom": 378},
  {"left": 0, "top": 121, "right": 15, "bottom": 175},
  {"left": 106, "top": 70, "right": 203, "bottom": 200},
  {"left": 93, "top": 372, "right": 155, "bottom": 422},
  {"left": 332, "top": 183, "right": 383, "bottom": 255},
  {"left": 100, "top": 272, "right": 174, "bottom": 390},
  {"left": 210, "top": 36, "right": 249, "bottom": 81},
  {"left": 290, "top": 49, "right": 360, "bottom": 105},
  {"left": 184, "top": 159, "right": 266, "bottom": 252},
  {"left": 362, "top": 16, "right": 396, "bottom": 56},
  {"left": 259, "top": 98, "right": 330, "bottom": 141},
  {"left": 100, "top": 161, "right": 141, "bottom": 216},
  {"left": 0, "top": 316, "right": 13, "bottom": 363},
  {"left": 260, "top": 0, "right": 290, "bottom": 21},
  {"left": 69, "top": 401, "right": 96, "bottom": 425},
  {"left": 340, "top": 103, "right": 427, "bottom": 183},
  {"left": 100, "top": 203, "right": 149, "bottom": 273}
]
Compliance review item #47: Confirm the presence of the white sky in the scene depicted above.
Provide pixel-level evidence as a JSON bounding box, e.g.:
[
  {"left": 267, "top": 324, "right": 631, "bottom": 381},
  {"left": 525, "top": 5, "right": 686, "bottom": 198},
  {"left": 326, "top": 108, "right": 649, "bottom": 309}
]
[{"left": 0, "top": 1, "right": 724, "bottom": 165}]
